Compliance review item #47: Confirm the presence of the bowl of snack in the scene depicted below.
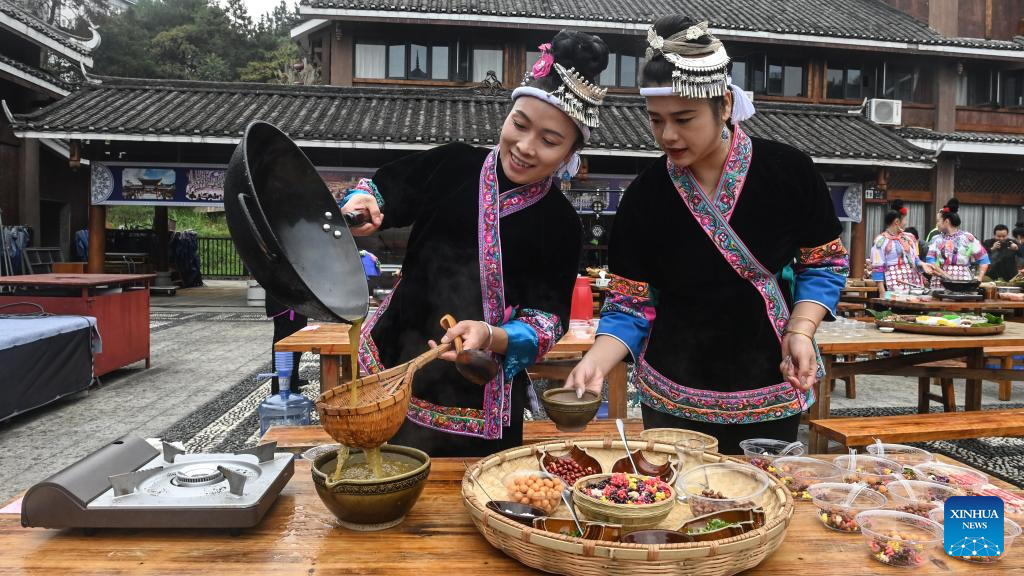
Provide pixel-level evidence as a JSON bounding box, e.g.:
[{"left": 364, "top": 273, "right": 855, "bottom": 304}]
[
  {"left": 539, "top": 445, "right": 602, "bottom": 487},
  {"left": 772, "top": 457, "right": 843, "bottom": 501},
  {"left": 532, "top": 517, "right": 622, "bottom": 541},
  {"left": 572, "top": 472, "right": 675, "bottom": 531},
  {"left": 834, "top": 454, "right": 902, "bottom": 494},
  {"left": 856, "top": 509, "right": 944, "bottom": 568},
  {"left": 612, "top": 450, "right": 677, "bottom": 484},
  {"left": 621, "top": 529, "right": 694, "bottom": 545},
  {"left": 739, "top": 438, "right": 805, "bottom": 472},
  {"left": 677, "top": 507, "right": 766, "bottom": 542},
  {"left": 808, "top": 482, "right": 887, "bottom": 533},
  {"left": 677, "top": 462, "right": 771, "bottom": 517},
  {"left": 928, "top": 506, "right": 1020, "bottom": 563},
  {"left": 502, "top": 470, "right": 566, "bottom": 515},
  {"left": 910, "top": 462, "right": 988, "bottom": 493},
  {"left": 885, "top": 480, "right": 961, "bottom": 518}
]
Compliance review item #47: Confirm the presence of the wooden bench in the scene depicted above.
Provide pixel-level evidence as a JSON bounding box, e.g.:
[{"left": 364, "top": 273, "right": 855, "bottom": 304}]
[
  {"left": 914, "top": 347, "right": 1024, "bottom": 409},
  {"left": 810, "top": 408, "right": 1024, "bottom": 448}
]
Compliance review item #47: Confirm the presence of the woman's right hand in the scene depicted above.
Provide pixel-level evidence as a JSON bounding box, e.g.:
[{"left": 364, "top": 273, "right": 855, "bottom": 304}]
[
  {"left": 342, "top": 194, "right": 383, "bottom": 236},
  {"left": 564, "top": 355, "right": 606, "bottom": 399}
]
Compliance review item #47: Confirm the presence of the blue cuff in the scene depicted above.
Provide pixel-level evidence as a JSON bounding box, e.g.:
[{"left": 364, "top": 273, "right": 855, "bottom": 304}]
[
  {"left": 596, "top": 310, "right": 649, "bottom": 362},
  {"left": 977, "top": 254, "right": 991, "bottom": 265},
  {"left": 925, "top": 256, "right": 937, "bottom": 263},
  {"left": 341, "top": 189, "right": 372, "bottom": 206},
  {"left": 871, "top": 271, "right": 884, "bottom": 281},
  {"left": 794, "top": 268, "right": 845, "bottom": 320},
  {"left": 501, "top": 320, "right": 539, "bottom": 380}
]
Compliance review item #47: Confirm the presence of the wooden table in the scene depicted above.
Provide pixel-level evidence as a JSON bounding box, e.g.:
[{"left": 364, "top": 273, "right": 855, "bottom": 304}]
[
  {"left": 870, "top": 297, "right": 1024, "bottom": 314},
  {"left": 811, "top": 322, "right": 1024, "bottom": 452},
  {"left": 0, "top": 273, "right": 154, "bottom": 376},
  {"left": 275, "top": 323, "right": 630, "bottom": 418},
  {"left": 1, "top": 455, "right": 1017, "bottom": 575},
  {"left": 261, "top": 419, "right": 648, "bottom": 455}
]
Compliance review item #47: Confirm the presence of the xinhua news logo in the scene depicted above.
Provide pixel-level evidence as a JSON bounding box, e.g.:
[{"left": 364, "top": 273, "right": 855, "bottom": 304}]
[{"left": 943, "top": 496, "right": 1005, "bottom": 559}]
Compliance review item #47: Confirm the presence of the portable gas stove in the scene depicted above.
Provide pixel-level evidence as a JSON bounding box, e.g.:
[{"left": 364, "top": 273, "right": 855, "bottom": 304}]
[
  {"left": 21, "top": 436, "right": 293, "bottom": 530},
  {"left": 934, "top": 290, "right": 984, "bottom": 302}
]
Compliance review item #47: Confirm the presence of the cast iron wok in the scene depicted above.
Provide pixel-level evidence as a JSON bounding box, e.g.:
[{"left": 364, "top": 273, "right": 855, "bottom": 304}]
[{"left": 224, "top": 121, "right": 369, "bottom": 323}]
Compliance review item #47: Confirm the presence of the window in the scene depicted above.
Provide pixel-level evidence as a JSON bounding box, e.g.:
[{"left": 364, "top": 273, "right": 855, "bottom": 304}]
[
  {"left": 730, "top": 54, "right": 805, "bottom": 97},
  {"left": 387, "top": 45, "right": 406, "bottom": 78},
  {"left": 472, "top": 47, "right": 503, "bottom": 82},
  {"left": 1002, "top": 69, "right": 1024, "bottom": 108},
  {"left": 767, "top": 59, "right": 805, "bottom": 96},
  {"left": 826, "top": 62, "right": 873, "bottom": 100},
  {"left": 598, "top": 53, "right": 638, "bottom": 88},
  {"left": 354, "top": 43, "right": 386, "bottom": 79},
  {"left": 882, "top": 63, "right": 932, "bottom": 103},
  {"left": 957, "top": 66, "right": 998, "bottom": 106},
  {"left": 431, "top": 46, "right": 449, "bottom": 80},
  {"left": 355, "top": 41, "right": 454, "bottom": 80}
]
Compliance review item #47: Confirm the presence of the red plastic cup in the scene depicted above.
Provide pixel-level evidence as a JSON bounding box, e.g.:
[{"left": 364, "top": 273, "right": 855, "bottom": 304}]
[{"left": 569, "top": 276, "right": 593, "bottom": 321}]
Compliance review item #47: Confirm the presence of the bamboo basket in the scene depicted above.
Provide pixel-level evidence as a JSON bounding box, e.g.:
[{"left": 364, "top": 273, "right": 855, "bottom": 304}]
[
  {"left": 463, "top": 439, "right": 793, "bottom": 576},
  {"left": 316, "top": 342, "right": 452, "bottom": 448},
  {"left": 638, "top": 428, "right": 719, "bottom": 453}
]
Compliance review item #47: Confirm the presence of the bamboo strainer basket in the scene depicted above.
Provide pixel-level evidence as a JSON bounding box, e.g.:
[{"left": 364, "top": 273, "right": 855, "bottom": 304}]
[
  {"left": 463, "top": 438, "right": 794, "bottom": 576},
  {"left": 316, "top": 342, "right": 452, "bottom": 449}
]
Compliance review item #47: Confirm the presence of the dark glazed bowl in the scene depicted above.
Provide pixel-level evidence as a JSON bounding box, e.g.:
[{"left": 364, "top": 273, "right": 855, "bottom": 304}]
[{"left": 541, "top": 389, "right": 601, "bottom": 432}]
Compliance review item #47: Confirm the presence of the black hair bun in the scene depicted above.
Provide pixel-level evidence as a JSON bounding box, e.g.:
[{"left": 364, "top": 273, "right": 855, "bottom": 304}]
[
  {"left": 946, "top": 198, "right": 960, "bottom": 213},
  {"left": 652, "top": 15, "right": 716, "bottom": 48},
  {"left": 550, "top": 30, "right": 610, "bottom": 84},
  {"left": 890, "top": 199, "right": 904, "bottom": 211}
]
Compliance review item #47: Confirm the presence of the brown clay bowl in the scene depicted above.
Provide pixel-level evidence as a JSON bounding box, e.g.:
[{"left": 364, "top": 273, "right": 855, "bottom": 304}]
[
  {"left": 532, "top": 517, "right": 622, "bottom": 541},
  {"left": 541, "top": 389, "right": 601, "bottom": 432},
  {"left": 539, "top": 445, "right": 602, "bottom": 485},
  {"left": 677, "top": 507, "right": 767, "bottom": 542},
  {"left": 621, "top": 529, "right": 695, "bottom": 544},
  {"left": 485, "top": 500, "right": 548, "bottom": 525},
  {"left": 612, "top": 449, "right": 677, "bottom": 484},
  {"left": 311, "top": 444, "right": 430, "bottom": 531}
]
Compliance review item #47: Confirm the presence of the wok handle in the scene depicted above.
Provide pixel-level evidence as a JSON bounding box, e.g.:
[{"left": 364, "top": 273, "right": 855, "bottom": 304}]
[
  {"left": 343, "top": 211, "right": 368, "bottom": 227},
  {"left": 237, "top": 193, "right": 279, "bottom": 261}
]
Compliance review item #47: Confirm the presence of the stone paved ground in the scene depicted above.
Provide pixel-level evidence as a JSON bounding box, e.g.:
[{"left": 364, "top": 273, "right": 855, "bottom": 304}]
[{"left": 1, "top": 281, "right": 1021, "bottom": 502}]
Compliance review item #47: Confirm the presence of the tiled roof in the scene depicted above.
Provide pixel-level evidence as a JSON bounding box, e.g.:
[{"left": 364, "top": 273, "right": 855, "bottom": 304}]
[
  {"left": 0, "top": 1, "right": 96, "bottom": 57},
  {"left": 299, "top": 0, "right": 1024, "bottom": 52},
  {"left": 0, "top": 53, "right": 74, "bottom": 95},
  {"left": 8, "top": 77, "right": 932, "bottom": 165},
  {"left": 898, "top": 127, "right": 1024, "bottom": 145}
]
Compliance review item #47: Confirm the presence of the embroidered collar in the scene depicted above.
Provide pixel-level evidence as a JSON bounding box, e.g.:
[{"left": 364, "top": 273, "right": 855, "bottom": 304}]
[{"left": 667, "top": 126, "right": 752, "bottom": 221}]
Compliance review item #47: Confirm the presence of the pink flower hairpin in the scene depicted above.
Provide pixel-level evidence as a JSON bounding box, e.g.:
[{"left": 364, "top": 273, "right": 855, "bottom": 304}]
[{"left": 532, "top": 43, "right": 554, "bottom": 79}]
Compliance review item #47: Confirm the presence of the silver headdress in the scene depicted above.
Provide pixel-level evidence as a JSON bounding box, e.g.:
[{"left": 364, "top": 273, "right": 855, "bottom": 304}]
[
  {"left": 644, "top": 21, "right": 730, "bottom": 99},
  {"left": 514, "top": 47, "right": 608, "bottom": 140}
]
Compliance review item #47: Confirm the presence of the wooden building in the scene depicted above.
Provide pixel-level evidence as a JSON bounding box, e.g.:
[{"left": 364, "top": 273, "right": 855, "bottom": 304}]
[{"left": 0, "top": 0, "right": 95, "bottom": 262}]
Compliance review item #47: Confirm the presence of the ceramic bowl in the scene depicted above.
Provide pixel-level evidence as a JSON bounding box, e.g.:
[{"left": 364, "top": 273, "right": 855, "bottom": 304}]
[
  {"left": 541, "top": 388, "right": 601, "bottom": 432},
  {"left": 677, "top": 507, "right": 767, "bottom": 541},
  {"left": 539, "top": 445, "right": 602, "bottom": 487},
  {"left": 311, "top": 444, "right": 430, "bottom": 531},
  {"left": 532, "top": 517, "right": 622, "bottom": 541},
  {"left": 612, "top": 449, "right": 677, "bottom": 484},
  {"left": 621, "top": 529, "right": 694, "bottom": 544}
]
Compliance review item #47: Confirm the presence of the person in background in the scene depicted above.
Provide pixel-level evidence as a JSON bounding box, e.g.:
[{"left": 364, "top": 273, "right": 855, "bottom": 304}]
[
  {"left": 1014, "top": 226, "right": 1024, "bottom": 274},
  {"left": 925, "top": 199, "right": 958, "bottom": 245},
  {"left": 903, "top": 226, "right": 924, "bottom": 260},
  {"left": 265, "top": 296, "right": 307, "bottom": 395},
  {"left": 982, "top": 224, "right": 1019, "bottom": 281},
  {"left": 870, "top": 200, "right": 934, "bottom": 292},
  {"left": 926, "top": 202, "right": 989, "bottom": 287}
]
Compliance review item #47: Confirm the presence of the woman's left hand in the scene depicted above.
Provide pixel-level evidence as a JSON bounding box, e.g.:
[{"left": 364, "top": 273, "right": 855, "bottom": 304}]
[
  {"left": 428, "top": 320, "right": 491, "bottom": 362},
  {"left": 779, "top": 332, "right": 818, "bottom": 391}
]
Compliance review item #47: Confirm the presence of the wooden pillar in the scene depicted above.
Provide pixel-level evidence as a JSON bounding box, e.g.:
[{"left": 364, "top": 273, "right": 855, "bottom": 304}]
[
  {"left": 851, "top": 219, "right": 866, "bottom": 280},
  {"left": 17, "top": 138, "right": 39, "bottom": 235},
  {"left": 87, "top": 204, "right": 105, "bottom": 274},
  {"left": 154, "top": 206, "right": 169, "bottom": 272},
  {"left": 331, "top": 23, "right": 353, "bottom": 87}
]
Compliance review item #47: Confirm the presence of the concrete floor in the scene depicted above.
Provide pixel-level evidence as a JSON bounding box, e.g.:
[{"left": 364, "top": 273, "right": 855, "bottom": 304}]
[{"left": 1, "top": 281, "right": 1021, "bottom": 503}]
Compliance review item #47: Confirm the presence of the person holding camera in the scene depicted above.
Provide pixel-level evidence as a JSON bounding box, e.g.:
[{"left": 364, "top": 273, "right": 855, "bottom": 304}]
[{"left": 983, "top": 224, "right": 1019, "bottom": 281}]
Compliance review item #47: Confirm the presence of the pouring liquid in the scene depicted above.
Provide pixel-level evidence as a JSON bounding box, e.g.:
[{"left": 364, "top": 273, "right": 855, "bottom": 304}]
[{"left": 345, "top": 319, "right": 384, "bottom": 479}]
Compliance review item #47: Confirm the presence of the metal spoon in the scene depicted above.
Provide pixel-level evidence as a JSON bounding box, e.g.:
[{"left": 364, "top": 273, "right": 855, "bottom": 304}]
[
  {"left": 561, "top": 488, "right": 585, "bottom": 537},
  {"left": 616, "top": 418, "right": 639, "bottom": 475},
  {"left": 441, "top": 314, "right": 500, "bottom": 385},
  {"left": 463, "top": 460, "right": 496, "bottom": 503}
]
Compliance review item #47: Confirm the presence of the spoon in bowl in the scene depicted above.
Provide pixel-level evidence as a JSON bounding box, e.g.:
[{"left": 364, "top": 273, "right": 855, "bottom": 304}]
[{"left": 616, "top": 418, "right": 639, "bottom": 475}]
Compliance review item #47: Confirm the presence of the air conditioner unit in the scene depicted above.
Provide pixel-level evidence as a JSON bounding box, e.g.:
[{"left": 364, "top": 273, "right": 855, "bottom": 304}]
[{"left": 868, "top": 99, "right": 902, "bottom": 126}]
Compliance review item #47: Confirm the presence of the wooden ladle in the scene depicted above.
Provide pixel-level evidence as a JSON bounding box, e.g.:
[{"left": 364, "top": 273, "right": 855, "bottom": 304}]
[{"left": 440, "top": 314, "right": 500, "bottom": 385}]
